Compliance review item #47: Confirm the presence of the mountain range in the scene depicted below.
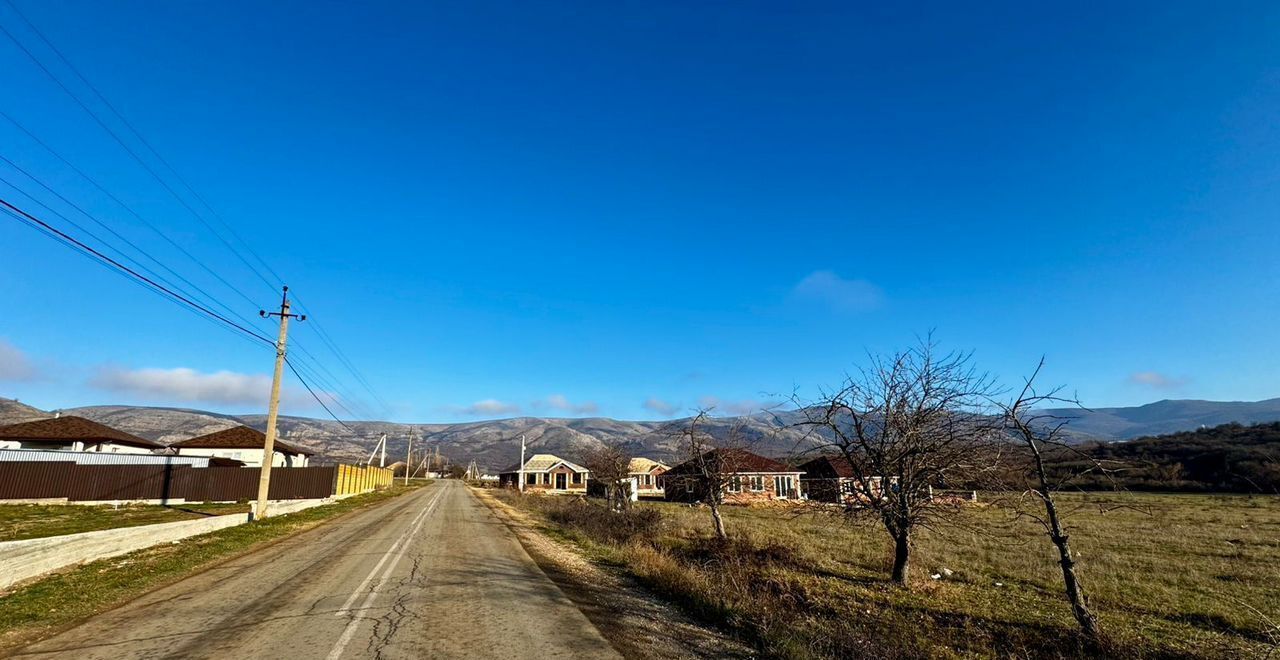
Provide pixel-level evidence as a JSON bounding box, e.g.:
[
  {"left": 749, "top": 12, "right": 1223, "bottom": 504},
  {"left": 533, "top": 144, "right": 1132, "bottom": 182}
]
[{"left": 3, "top": 396, "right": 1280, "bottom": 471}]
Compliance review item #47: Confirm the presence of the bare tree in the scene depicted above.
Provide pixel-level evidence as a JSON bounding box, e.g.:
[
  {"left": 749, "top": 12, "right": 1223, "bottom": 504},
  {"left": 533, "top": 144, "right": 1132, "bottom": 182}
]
[
  {"left": 997, "top": 358, "right": 1107, "bottom": 641},
  {"left": 797, "top": 338, "right": 1000, "bottom": 586},
  {"left": 664, "top": 410, "right": 756, "bottom": 539},
  {"left": 582, "top": 443, "right": 634, "bottom": 512}
]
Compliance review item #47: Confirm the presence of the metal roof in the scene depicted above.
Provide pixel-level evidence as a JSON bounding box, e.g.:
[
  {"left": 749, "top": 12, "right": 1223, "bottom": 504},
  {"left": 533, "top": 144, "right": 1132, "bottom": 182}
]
[
  {"left": 501, "top": 453, "right": 588, "bottom": 474},
  {"left": 0, "top": 448, "right": 212, "bottom": 467}
]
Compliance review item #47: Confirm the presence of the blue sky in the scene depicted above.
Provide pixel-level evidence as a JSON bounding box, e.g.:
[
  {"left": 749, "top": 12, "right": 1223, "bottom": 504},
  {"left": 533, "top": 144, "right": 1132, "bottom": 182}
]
[{"left": 1, "top": 1, "right": 1278, "bottom": 422}]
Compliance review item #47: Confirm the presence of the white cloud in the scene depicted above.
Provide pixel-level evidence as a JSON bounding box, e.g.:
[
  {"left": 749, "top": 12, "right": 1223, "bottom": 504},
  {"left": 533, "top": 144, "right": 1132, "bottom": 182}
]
[
  {"left": 1129, "top": 371, "right": 1188, "bottom": 390},
  {"left": 463, "top": 399, "right": 522, "bottom": 416},
  {"left": 90, "top": 366, "right": 272, "bottom": 406},
  {"left": 541, "top": 394, "right": 599, "bottom": 415},
  {"left": 792, "top": 270, "right": 883, "bottom": 313},
  {"left": 0, "top": 339, "right": 37, "bottom": 382},
  {"left": 88, "top": 365, "right": 327, "bottom": 409},
  {"left": 697, "top": 395, "right": 774, "bottom": 416},
  {"left": 641, "top": 397, "right": 679, "bottom": 416}
]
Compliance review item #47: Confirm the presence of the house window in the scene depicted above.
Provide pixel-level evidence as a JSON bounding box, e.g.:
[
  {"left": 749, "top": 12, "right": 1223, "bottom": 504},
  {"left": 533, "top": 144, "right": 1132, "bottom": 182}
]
[
  {"left": 526, "top": 473, "right": 537, "bottom": 485},
  {"left": 774, "top": 475, "right": 794, "bottom": 498},
  {"left": 572, "top": 472, "right": 582, "bottom": 485},
  {"left": 727, "top": 476, "right": 742, "bottom": 493},
  {"left": 749, "top": 476, "right": 764, "bottom": 492}
]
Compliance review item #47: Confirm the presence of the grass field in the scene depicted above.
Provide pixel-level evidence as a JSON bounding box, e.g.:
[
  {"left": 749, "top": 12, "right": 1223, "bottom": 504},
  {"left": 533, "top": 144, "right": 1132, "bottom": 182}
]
[
  {"left": 0, "top": 502, "right": 250, "bottom": 542},
  {"left": 0, "top": 483, "right": 427, "bottom": 654},
  {"left": 498, "top": 490, "right": 1280, "bottom": 659}
]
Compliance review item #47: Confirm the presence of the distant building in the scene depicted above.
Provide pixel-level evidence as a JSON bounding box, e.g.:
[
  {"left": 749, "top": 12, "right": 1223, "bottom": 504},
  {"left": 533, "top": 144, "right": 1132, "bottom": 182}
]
[
  {"left": 498, "top": 453, "right": 589, "bottom": 493},
  {"left": 0, "top": 416, "right": 163, "bottom": 454},
  {"left": 798, "top": 455, "right": 889, "bottom": 504},
  {"left": 661, "top": 448, "right": 803, "bottom": 503},
  {"left": 628, "top": 457, "right": 670, "bottom": 497},
  {"left": 170, "top": 425, "right": 313, "bottom": 467}
]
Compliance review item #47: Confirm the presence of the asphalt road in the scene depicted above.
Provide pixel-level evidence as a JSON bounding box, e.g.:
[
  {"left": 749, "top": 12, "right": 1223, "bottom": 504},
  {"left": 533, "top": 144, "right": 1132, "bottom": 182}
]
[{"left": 15, "top": 480, "right": 621, "bottom": 659}]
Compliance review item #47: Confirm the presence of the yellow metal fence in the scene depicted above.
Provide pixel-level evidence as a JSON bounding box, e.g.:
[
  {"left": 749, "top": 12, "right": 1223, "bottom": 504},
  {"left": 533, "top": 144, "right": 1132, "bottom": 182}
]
[{"left": 334, "top": 465, "right": 395, "bottom": 496}]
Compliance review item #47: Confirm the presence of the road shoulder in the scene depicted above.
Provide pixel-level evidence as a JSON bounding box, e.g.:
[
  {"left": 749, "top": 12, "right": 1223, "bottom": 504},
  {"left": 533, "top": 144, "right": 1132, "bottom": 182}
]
[{"left": 472, "top": 486, "right": 755, "bottom": 660}]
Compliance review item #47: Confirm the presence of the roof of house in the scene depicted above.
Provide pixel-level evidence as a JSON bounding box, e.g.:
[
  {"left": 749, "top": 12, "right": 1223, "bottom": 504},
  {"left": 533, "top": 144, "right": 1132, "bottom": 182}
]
[
  {"left": 170, "top": 425, "right": 314, "bottom": 455},
  {"left": 662, "top": 448, "right": 797, "bottom": 476},
  {"left": 798, "top": 455, "right": 856, "bottom": 478},
  {"left": 500, "top": 453, "right": 588, "bottom": 474},
  {"left": 628, "top": 457, "right": 670, "bottom": 473},
  {"left": 0, "top": 416, "right": 163, "bottom": 449}
]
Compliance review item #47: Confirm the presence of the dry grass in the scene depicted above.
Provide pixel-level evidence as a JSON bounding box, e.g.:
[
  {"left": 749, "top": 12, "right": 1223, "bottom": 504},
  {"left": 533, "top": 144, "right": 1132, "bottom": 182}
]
[
  {"left": 499, "top": 491, "right": 1280, "bottom": 659},
  {"left": 0, "top": 502, "right": 250, "bottom": 542}
]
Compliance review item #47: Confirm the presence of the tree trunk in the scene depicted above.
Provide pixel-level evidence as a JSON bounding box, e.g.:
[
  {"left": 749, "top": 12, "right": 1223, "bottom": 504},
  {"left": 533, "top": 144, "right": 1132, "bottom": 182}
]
[
  {"left": 1042, "top": 490, "right": 1101, "bottom": 640},
  {"left": 709, "top": 501, "right": 727, "bottom": 539},
  {"left": 890, "top": 528, "right": 910, "bottom": 585}
]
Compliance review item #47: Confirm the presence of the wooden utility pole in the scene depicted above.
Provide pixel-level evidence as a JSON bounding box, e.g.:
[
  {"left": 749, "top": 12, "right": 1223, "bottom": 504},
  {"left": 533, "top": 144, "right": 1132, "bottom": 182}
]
[{"left": 255, "top": 286, "right": 305, "bottom": 520}]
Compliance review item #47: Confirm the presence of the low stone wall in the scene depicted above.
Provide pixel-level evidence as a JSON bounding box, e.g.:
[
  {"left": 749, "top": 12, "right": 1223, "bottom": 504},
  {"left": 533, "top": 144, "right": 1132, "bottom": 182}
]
[
  {"left": 249, "top": 497, "right": 336, "bottom": 519},
  {"left": 0, "top": 497, "right": 336, "bottom": 591}
]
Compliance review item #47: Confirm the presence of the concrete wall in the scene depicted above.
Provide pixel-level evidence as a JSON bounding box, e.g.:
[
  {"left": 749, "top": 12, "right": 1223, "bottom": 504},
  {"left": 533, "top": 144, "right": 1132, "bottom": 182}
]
[
  {"left": 0, "top": 513, "right": 249, "bottom": 591},
  {"left": 0, "top": 497, "right": 335, "bottom": 591},
  {"left": 250, "top": 497, "right": 336, "bottom": 519}
]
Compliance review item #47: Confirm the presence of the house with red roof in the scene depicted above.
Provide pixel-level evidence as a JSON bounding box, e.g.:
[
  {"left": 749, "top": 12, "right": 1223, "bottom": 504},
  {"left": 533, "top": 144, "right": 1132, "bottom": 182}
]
[
  {"left": 798, "top": 455, "right": 893, "bottom": 505},
  {"left": 0, "top": 416, "right": 163, "bottom": 454},
  {"left": 660, "top": 448, "right": 802, "bottom": 503},
  {"left": 170, "top": 425, "right": 314, "bottom": 468}
]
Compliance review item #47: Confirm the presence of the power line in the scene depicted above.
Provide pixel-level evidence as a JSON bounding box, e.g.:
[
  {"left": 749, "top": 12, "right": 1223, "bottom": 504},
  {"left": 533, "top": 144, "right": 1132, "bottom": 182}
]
[
  {"left": 0, "top": 172, "right": 272, "bottom": 348},
  {"left": 291, "top": 292, "right": 394, "bottom": 416},
  {"left": 0, "top": 203, "right": 262, "bottom": 353},
  {"left": 1, "top": 0, "right": 287, "bottom": 290},
  {"left": 0, "top": 110, "right": 264, "bottom": 312},
  {"left": 285, "top": 353, "right": 372, "bottom": 422},
  {"left": 285, "top": 357, "right": 357, "bottom": 433},
  {"left": 0, "top": 195, "right": 274, "bottom": 346},
  {"left": 0, "top": 154, "right": 264, "bottom": 332},
  {"left": 0, "top": 18, "right": 281, "bottom": 294},
  {"left": 3, "top": 2, "right": 393, "bottom": 420}
]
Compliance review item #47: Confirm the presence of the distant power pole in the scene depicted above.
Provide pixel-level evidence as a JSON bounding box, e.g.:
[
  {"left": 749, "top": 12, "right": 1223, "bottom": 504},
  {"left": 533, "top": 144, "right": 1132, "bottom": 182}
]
[
  {"left": 404, "top": 428, "right": 413, "bottom": 486},
  {"left": 365, "top": 433, "right": 388, "bottom": 467},
  {"left": 518, "top": 434, "right": 526, "bottom": 493},
  {"left": 256, "top": 286, "right": 305, "bottom": 520}
]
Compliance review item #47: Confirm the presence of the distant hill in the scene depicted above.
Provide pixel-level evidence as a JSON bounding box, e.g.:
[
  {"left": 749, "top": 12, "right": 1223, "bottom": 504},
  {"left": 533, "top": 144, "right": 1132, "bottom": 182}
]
[
  {"left": 0, "top": 398, "right": 49, "bottom": 424},
  {"left": 1047, "top": 421, "right": 1280, "bottom": 493},
  {"left": 2, "top": 396, "right": 1279, "bottom": 471},
  {"left": 1044, "top": 398, "right": 1280, "bottom": 439}
]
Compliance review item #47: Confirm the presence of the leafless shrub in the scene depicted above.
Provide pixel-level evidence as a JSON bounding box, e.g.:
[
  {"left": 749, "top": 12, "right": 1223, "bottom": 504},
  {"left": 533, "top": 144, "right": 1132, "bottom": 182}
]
[
  {"left": 581, "top": 442, "right": 634, "bottom": 512},
  {"left": 794, "top": 337, "right": 1003, "bottom": 586}
]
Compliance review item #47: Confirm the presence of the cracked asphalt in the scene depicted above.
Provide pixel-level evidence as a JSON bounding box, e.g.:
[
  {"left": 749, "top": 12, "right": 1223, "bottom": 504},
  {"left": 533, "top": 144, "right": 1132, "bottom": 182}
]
[{"left": 13, "top": 481, "right": 621, "bottom": 659}]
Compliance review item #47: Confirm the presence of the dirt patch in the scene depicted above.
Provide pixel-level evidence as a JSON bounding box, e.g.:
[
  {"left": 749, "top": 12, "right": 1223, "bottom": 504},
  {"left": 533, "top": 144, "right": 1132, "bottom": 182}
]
[{"left": 473, "top": 487, "right": 756, "bottom": 660}]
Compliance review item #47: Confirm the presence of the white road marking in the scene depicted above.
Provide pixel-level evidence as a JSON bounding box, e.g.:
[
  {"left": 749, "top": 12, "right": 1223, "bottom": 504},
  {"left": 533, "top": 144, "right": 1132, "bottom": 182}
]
[{"left": 326, "top": 487, "right": 444, "bottom": 660}]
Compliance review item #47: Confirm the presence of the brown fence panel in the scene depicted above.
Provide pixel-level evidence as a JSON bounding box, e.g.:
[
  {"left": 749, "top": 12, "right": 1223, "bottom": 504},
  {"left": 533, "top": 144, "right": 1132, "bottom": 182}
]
[
  {"left": 189, "top": 468, "right": 260, "bottom": 502},
  {"left": 0, "top": 462, "right": 75, "bottom": 499},
  {"left": 65, "top": 464, "right": 188, "bottom": 501},
  {"left": 267, "top": 466, "right": 337, "bottom": 500},
  {"left": 0, "top": 462, "right": 339, "bottom": 502}
]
